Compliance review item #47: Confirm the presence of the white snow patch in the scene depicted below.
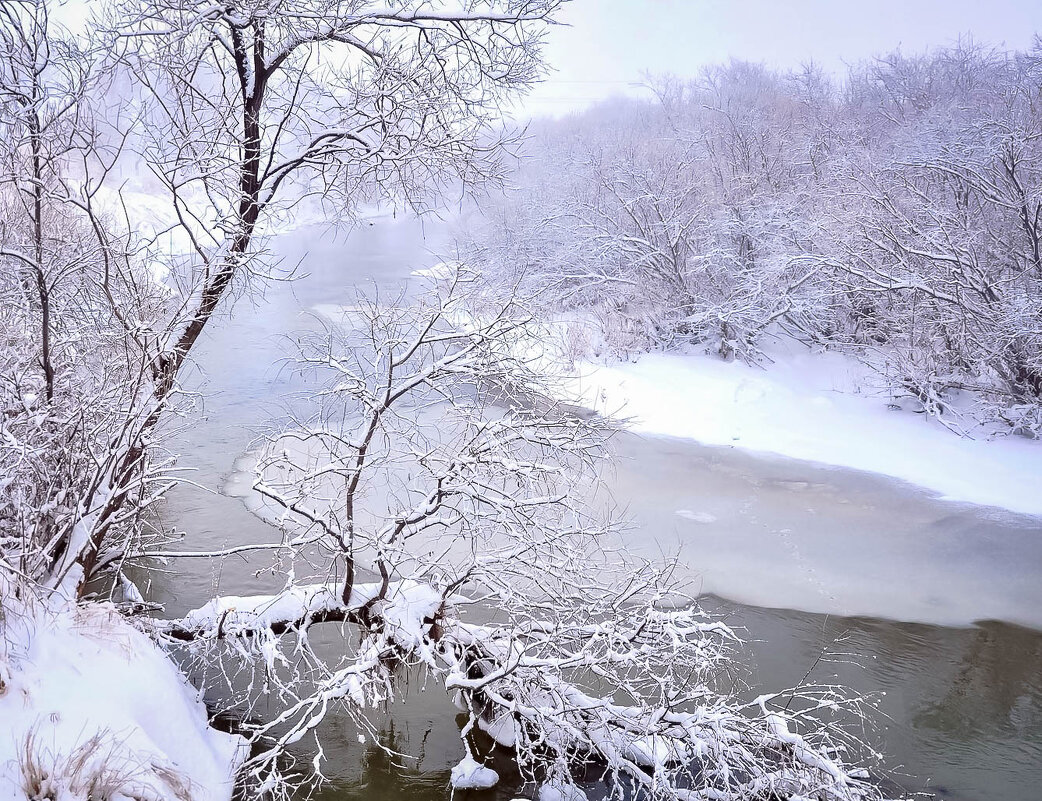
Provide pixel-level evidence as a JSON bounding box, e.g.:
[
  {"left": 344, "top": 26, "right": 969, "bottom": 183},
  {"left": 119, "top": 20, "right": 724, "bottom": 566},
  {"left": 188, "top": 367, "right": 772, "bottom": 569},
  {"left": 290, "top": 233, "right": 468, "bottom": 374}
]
[
  {"left": 411, "top": 260, "right": 459, "bottom": 280},
  {"left": 538, "top": 782, "right": 589, "bottom": 801},
  {"left": 477, "top": 712, "right": 518, "bottom": 747},
  {"left": 0, "top": 584, "right": 246, "bottom": 801},
  {"left": 311, "top": 304, "right": 371, "bottom": 327},
  {"left": 381, "top": 580, "right": 446, "bottom": 651},
  {"left": 562, "top": 347, "right": 1042, "bottom": 517},
  {"left": 449, "top": 755, "right": 499, "bottom": 790}
]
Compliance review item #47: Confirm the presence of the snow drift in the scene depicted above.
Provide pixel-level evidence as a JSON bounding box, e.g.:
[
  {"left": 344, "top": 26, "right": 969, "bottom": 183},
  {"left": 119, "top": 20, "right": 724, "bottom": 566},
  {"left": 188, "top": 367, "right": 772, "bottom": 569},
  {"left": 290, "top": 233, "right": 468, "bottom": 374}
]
[{"left": 0, "top": 577, "right": 246, "bottom": 801}]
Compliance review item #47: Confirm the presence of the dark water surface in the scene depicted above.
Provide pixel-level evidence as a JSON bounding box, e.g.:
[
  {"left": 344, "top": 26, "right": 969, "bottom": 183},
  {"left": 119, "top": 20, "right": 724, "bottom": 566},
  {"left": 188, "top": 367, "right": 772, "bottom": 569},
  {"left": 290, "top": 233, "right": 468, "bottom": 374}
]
[{"left": 152, "top": 215, "right": 1042, "bottom": 801}]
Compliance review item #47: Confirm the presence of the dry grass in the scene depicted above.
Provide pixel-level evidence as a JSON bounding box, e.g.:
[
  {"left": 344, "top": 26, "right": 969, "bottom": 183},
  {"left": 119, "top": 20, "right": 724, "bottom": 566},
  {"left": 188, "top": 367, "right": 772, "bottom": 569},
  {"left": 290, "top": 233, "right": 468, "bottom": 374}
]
[{"left": 18, "top": 726, "right": 194, "bottom": 801}]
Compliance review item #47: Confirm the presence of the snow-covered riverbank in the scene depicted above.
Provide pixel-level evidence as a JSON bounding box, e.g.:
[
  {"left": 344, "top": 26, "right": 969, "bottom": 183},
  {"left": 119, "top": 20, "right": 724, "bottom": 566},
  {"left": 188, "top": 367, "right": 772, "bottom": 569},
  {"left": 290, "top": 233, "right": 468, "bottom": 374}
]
[
  {"left": 0, "top": 579, "right": 245, "bottom": 800},
  {"left": 560, "top": 344, "right": 1042, "bottom": 517}
]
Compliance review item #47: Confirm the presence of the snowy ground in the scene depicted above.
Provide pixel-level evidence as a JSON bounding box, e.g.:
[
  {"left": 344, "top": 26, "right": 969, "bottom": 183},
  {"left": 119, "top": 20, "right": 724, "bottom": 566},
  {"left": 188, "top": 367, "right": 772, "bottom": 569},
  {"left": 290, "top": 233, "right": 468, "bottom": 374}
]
[
  {"left": 558, "top": 343, "right": 1042, "bottom": 518},
  {"left": 0, "top": 579, "right": 245, "bottom": 801}
]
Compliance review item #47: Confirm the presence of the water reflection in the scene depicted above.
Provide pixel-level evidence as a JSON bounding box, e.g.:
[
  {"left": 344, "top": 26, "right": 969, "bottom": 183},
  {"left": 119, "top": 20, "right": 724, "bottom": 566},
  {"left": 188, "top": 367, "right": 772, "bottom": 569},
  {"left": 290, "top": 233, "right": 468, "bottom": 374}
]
[{"left": 721, "top": 603, "right": 1042, "bottom": 801}]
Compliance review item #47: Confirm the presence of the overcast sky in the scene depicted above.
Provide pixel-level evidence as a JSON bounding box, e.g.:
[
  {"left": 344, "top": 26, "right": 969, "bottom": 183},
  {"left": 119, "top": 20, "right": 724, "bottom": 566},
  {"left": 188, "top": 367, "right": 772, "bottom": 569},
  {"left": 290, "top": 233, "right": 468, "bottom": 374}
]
[
  {"left": 53, "top": 0, "right": 1042, "bottom": 119},
  {"left": 517, "top": 0, "right": 1042, "bottom": 117}
]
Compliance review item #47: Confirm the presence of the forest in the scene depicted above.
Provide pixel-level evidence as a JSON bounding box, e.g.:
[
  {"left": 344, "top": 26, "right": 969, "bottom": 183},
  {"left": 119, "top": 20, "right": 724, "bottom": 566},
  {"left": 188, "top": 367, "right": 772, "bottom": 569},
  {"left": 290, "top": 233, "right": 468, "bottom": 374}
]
[{"left": 467, "top": 43, "right": 1042, "bottom": 438}]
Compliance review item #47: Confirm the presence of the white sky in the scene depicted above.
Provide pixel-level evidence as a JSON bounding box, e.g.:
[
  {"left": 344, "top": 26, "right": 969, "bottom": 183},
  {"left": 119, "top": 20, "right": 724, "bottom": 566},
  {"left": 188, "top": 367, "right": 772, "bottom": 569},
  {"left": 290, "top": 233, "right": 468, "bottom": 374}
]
[
  {"left": 52, "top": 0, "right": 1042, "bottom": 120},
  {"left": 517, "top": 0, "right": 1042, "bottom": 118}
]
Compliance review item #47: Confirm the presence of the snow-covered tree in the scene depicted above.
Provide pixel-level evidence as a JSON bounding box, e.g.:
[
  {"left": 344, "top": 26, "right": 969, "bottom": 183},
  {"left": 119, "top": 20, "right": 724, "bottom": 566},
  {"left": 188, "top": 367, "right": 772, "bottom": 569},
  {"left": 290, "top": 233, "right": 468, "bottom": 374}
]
[
  {"left": 3, "top": 0, "right": 572, "bottom": 598},
  {"left": 109, "top": 0, "right": 566, "bottom": 396},
  {"left": 0, "top": 0, "right": 171, "bottom": 597},
  {"left": 160, "top": 271, "right": 892, "bottom": 801}
]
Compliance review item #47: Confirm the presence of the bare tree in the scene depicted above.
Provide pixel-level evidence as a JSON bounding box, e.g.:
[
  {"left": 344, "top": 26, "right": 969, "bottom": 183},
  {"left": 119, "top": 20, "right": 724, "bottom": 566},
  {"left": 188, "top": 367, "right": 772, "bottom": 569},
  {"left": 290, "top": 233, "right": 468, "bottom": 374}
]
[
  {"left": 1, "top": 0, "right": 570, "bottom": 598},
  {"left": 818, "top": 43, "right": 1042, "bottom": 433},
  {"left": 465, "top": 66, "right": 835, "bottom": 363},
  {"left": 160, "top": 272, "right": 888, "bottom": 801},
  {"left": 109, "top": 0, "right": 564, "bottom": 396},
  {"left": 0, "top": 0, "right": 175, "bottom": 597},
  {"left": 0, "top": 0, "right": 103, "bottom": 402}
]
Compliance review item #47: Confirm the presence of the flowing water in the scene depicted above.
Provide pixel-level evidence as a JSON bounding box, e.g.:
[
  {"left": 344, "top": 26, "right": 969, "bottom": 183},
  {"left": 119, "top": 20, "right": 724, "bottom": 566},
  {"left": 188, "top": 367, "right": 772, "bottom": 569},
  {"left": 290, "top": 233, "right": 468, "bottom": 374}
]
[{"left": 151, "top": 215, "right": 1042, "bottom": 801}]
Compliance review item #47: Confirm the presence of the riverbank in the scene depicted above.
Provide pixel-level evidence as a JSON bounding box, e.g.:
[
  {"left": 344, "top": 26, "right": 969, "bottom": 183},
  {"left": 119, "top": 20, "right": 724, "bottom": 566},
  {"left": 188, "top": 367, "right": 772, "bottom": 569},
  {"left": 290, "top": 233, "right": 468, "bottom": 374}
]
[
  {"left": 555, "top": 342, "right": 1042, "bottom": 517},
  {"left": 0, "top": 578, "right": 245, "bottom": 800}
]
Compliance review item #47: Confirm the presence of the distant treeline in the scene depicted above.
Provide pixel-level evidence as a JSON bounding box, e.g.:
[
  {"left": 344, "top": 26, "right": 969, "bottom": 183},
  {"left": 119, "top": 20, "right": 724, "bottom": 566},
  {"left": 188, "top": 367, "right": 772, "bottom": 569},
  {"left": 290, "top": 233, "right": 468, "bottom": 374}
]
[{"left": 469, "top": 41, "right": 1042, "bottom": 437}]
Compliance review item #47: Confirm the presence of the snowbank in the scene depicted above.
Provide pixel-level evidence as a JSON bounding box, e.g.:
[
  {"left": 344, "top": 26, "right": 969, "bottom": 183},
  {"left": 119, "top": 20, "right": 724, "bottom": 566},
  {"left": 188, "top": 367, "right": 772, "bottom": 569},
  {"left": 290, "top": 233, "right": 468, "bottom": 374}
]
[
  {"left": 563, "top": 346, "right": 1042, "bottom": 517},
  {"left": 0, "top": 584, "right": 246, "bottom": 801}
]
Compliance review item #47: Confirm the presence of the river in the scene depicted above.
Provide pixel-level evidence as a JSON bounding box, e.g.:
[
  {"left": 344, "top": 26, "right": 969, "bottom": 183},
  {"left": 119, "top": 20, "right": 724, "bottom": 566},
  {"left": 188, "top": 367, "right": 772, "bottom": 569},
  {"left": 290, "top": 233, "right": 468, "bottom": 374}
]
[{"left": 151, "top": 214, "right": 1042, "bottom": 801}]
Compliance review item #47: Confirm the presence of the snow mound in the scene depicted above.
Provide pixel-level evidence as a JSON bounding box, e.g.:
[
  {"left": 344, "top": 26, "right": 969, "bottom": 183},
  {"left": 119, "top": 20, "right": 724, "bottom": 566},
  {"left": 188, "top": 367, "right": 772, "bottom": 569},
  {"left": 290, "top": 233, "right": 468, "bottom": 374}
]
[
  {"left": 0, "top": 582, "right": 246, "bottom": 801},
  {"left": 450, "top": 755, "right": 499, "bottom": 789}
]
